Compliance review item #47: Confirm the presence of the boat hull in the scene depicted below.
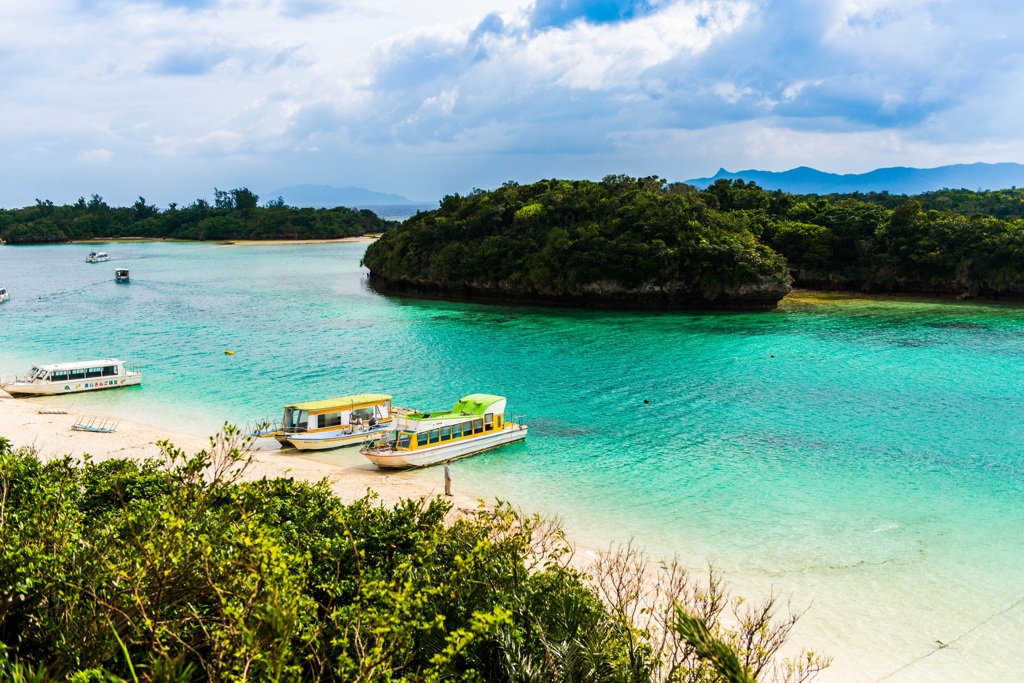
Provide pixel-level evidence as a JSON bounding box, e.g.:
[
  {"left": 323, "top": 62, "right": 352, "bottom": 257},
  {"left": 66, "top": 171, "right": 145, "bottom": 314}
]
[
  {"left": 287, "top": 425, "right": 392, "bottom": 451},
  {"left": 361, "top": 425, "right": 528, "bottom": 469},
  {"left": 1, "top": 373, "right": 142, "bottom": 396}
]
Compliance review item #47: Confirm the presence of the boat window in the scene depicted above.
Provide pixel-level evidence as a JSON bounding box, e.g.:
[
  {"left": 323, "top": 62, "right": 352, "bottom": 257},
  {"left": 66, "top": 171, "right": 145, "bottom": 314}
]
[
  {"left": 462, "top": 421, "right": 473, "bottom": 436},
  {"left": 416, "top": 433, "right": 428, "bottom": 447},
  {"left": 295, "top": 410, "right": 309, "bottom": 432},
  {"left": 86, "top": 367, "right": 103, "bottom": 379},
  {"left": 473, "top": 419, "right": 483, "bottom": 434},
  {"left": 29, "top": 366, "right": 41, "bottom": 379},
  {"left": 69, "top": 369, "right": 86, "bottom": 381},
  {"left": 352, "top": 407, "right": 374, "bottom": 422},
  {"left": 484, "top": 413, "right": 494, "bottom": 431},
  {"left": 398, "top": 432, "right": 412, "bottom": 449},
  {"left": 50, "top": 371, "right": 68, "bottom": 382},
  {"left": 441, "top": 426, "right": 451, "bottom": 441},
  {"left": 428, "top": 429, "right": 440, "bottom": 444},
  {"left": 318, "top": 412, "right": 343, "bottom": 429},
  {"left": 452, "top": 423, "right": 463, "bottom": 439},
  {"left": 102, "top": 366, "right": 117, "bottom": 376}
]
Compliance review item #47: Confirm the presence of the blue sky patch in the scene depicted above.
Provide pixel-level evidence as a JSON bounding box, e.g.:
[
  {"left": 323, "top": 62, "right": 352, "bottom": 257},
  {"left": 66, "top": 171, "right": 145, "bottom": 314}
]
[{"left": 530, "top": 0, "right": 661, "bottom": 29}]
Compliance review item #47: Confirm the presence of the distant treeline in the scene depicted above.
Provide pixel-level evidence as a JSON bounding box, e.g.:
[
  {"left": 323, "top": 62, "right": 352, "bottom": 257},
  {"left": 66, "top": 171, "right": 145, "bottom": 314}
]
[
  {"left": 364, "top": 177, "right": 1024, "bottom": 308},
  {"left": 0, "top": 188, "right": 391, "bottom": 244},
  {"left": 804, "top": 186, "right": 1024, "bottom": 220}
]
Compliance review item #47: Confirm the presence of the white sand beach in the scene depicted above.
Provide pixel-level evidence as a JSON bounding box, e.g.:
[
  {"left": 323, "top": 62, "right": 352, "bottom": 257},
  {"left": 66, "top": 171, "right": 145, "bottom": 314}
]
[{"left": 0, "top": 394, "right": 476, "bottom": 510}]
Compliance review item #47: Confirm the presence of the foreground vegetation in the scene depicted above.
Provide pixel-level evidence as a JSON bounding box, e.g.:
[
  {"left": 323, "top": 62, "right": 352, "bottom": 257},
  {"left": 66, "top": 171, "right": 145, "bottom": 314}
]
[
  {"left": 0, "top": 432, "right": 828, "bottom": 682},
  {"left": 364, "top": 177, "right": 1024, "bottom": 307},
  {"left": 0, "top": 189, "right": 390, "bottom": 244}
]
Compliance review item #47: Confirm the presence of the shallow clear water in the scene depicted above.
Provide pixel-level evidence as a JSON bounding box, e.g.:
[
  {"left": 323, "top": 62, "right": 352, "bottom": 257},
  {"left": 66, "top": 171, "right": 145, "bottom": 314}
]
[{"left": 2, "top": 242, "right": 1023, "bottom": 681}]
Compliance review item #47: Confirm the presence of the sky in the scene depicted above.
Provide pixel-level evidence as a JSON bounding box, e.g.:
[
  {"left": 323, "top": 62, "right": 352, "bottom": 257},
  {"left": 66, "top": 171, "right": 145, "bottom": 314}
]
[{"left": 2, "top": 0, "right": 1023, "bottom": 207}]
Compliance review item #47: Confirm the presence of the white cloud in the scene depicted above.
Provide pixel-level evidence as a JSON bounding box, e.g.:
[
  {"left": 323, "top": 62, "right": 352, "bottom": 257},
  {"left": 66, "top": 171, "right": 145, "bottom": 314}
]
[
  {"left": 1, "top": 0, "right": 1024, "bottom": 207},
  {"left": 76, "top": 148, "right": 114, "bottom": 163}
]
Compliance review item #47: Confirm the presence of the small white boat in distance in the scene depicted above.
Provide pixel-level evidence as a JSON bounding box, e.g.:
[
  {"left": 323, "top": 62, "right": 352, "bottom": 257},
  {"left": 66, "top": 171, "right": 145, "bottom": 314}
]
[
  {"left": 360, "top": 394, "right": 527, "bottom": 469},
  {"left": 270, "top": 393, "right": 395, "bottom": 451},
  {"left": 0, "top": 286, "right": 9, "bottom": 303},
  {"left": 1, "top": 359, "right": 142, "bottom": 396},
  {"left": 115, "top": 269, "right": 130, "bottom": 283},
  {"left": 86, "top": 251, "right": 109, "bottom": 263}
]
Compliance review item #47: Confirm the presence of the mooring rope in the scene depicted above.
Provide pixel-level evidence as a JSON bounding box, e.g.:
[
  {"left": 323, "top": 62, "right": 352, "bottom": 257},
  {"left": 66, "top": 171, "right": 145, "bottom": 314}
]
[
  {"left": 875, "top": 593, "right": 1024, "bottom": 681},
  {"left": 35, "top": 278, "right": 115, "bottom": 301}
]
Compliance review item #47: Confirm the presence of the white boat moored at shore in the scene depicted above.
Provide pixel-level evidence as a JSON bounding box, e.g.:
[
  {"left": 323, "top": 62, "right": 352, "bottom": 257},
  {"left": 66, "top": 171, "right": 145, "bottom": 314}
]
[
  {"left": 0, "top": 286, "right": 9, "bottom": 303},
  {"left": 265, "top": 393, "right": 395, "bottom": 451},
  {"left": 86, "top": 251, "right": 109, "bottom": 263},
  {"left": 360, "top": 394, "right": 527, "bottom": 469},
  {"left": 0, "top": 359, "right": 142, "bottom": 396}
]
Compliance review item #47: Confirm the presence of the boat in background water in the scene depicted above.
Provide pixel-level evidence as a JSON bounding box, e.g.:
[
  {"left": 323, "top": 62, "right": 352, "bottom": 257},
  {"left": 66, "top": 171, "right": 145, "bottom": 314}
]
[
  {"left": 360, "top": 394, "right": 527, "bottom": 468},
  {"left": 1, "top": 358, "right": 142, "bottom": 396},
  {"left": 0, "top": 286, "right": 9, "bottom": 303},
  {"left": 263, "top": 393, "right": 395, "bottom": 451},
  {"left": 115, "top": 269, "right": 130, "bottom": 283},
  {"left": 86, "top": 251, "right": 109, "bottom": 263}
]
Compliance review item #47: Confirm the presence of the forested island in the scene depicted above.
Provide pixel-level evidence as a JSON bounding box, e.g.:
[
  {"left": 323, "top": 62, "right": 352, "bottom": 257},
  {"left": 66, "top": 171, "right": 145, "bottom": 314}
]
[
  {"left": 0, "top": 188, "right": 390, "bottom": 243},
  {"left": 363, "top": 177, "right": 1024, "bottom": 309}
]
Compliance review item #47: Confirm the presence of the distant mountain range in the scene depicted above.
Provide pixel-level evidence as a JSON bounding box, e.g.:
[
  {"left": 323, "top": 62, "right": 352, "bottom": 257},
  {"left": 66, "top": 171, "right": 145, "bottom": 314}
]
[
  {"left": 684, "top": 162, "right": 1024, "bottom": 195},
  {"left": 266, "top": 184, "right": 426, "bottom": 208}
]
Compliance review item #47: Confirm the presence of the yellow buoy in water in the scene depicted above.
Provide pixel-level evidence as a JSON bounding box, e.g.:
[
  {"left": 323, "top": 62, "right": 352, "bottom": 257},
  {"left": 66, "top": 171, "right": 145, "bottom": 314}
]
[{"left": 224, "top": 350, "right": 235, "bottom": 355}]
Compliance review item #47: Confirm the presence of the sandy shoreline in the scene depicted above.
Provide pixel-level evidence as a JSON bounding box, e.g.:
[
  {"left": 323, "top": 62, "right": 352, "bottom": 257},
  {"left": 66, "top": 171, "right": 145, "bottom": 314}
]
[
  {"left": 69, "top": 236, "right": 379, "bottom": 246},
  {"left": 220, "top": 236, "right": 379, "bottom": 246},
  {"left": 0, "top": 395, "right": 477, "bottom": 510}
]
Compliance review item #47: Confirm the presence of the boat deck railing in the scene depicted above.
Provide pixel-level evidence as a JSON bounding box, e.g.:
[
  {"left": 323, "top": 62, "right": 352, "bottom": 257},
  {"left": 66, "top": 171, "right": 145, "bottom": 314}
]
[
  {"left": 0, "top": 374, "right": 29, "bottom": 386},
  {"left": 505, "top": 414, "right": 527, "bottom": 430},
  {"left": 245, "top": 417, "right": 280, "bottom": 438}
]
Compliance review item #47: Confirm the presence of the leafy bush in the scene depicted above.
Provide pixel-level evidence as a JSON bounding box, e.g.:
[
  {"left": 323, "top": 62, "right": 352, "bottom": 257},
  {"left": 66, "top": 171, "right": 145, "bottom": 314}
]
[{"left": 0, "top": 433, "right": 827, "bottom": 682}]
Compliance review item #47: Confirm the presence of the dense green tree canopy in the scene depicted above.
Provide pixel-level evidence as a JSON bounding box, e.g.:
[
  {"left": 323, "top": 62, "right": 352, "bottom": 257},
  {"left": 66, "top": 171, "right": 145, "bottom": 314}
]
[
  {"left": 0, "top": 188, "right": 391, "bottom": 244},
  {"left": 363, "top": 176, "right": 791, "bottom": 309},
  {"left": 365, "top": 177, "right": 1024, "bottom": 306}
]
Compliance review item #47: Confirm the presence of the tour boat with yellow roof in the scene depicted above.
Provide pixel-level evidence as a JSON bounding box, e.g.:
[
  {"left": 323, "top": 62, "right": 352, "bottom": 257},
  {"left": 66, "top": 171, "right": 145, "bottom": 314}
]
[
  {"left": 269, "top": 393, "right": 394, "bottom": 451},
  {"left": 360, "top": 393, "right": 527, "bottom": 469}
]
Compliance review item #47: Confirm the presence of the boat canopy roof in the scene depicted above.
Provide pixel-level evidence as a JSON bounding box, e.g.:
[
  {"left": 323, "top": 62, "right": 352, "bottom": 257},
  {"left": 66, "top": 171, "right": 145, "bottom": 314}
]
[
  {"left": 407, "top": 394, "right": 506, "bottom": 420},
  {"left": 286, "top": 393, "right": 392, "bottom": 413},
  {"left": 34, "top": 358, "right": 123, "bottom": 371}
]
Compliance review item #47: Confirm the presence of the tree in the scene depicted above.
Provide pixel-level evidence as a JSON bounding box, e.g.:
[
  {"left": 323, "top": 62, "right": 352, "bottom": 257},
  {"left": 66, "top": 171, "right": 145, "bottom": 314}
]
[
  {"left": 132, "top": 196, "right": 158, "bottom": 220},
  {"left": 213, "top": 188, "right": 233, "bottom": 209},
  {"left": 230, "top": 187, "right": 259, "bottom": 211}
]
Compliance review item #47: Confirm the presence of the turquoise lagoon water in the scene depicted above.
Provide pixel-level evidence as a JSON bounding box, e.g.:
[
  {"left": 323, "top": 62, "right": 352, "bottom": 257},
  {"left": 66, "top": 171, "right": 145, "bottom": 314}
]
[{"left": 2, "top": 241, "right": 1023, "bottom": 681}]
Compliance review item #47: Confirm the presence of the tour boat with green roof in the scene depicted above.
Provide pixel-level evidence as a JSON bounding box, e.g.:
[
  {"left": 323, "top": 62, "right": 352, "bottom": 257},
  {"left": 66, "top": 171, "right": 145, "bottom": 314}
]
[
  {"left": 360, "top": 393, "right": 527, "bottom": 468},
  {"left": 270, "top": 393, "right": 395, "bottom": 451}
]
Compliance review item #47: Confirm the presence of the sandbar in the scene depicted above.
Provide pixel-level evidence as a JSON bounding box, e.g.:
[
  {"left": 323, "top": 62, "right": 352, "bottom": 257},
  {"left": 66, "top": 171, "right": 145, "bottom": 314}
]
[{"left": 219, "top": 236, "right": 379, "bottom": 246}]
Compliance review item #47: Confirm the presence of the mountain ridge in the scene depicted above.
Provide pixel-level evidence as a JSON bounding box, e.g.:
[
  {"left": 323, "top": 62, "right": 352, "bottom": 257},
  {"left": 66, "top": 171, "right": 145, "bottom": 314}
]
[
  {"left": 266, "top": 184, "right": 426, "bottom": 208},
  {"left": 684, "top": 162, "right": 1024, "bottom": 195}
]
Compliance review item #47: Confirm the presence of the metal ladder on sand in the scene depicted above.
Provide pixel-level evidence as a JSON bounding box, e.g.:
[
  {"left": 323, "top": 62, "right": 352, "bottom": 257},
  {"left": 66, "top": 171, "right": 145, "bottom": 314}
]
[{"left": 72, "top": 415, "right": 119, "bottom": 433}]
